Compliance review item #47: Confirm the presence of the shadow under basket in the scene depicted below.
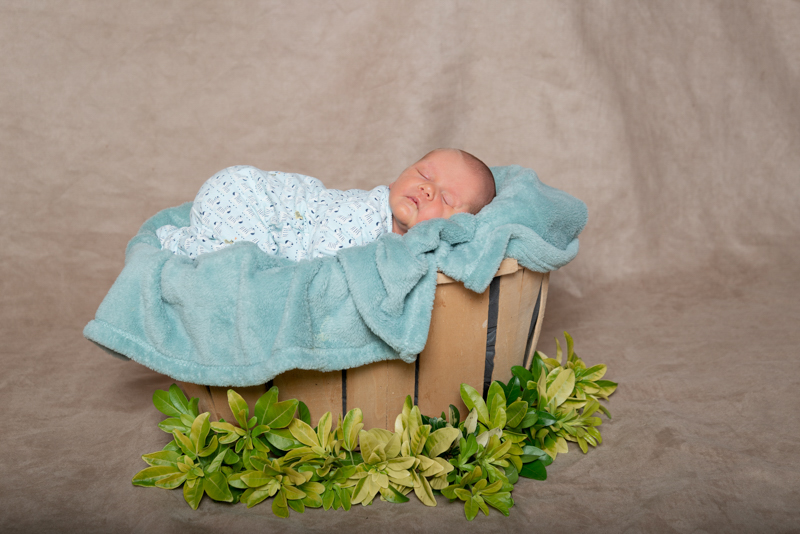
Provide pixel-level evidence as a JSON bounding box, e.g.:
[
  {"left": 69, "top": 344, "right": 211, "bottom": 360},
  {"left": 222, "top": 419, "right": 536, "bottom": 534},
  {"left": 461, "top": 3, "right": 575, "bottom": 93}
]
[{"left": 179, "top": 258, "right": 549, "bottom": 430}]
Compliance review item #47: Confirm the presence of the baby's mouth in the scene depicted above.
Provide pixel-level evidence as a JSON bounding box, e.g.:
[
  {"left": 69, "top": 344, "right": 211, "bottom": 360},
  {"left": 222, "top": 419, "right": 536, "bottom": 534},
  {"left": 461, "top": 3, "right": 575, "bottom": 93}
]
[{"left": 408, "top": 196, "right": 419, "bottom": 207}]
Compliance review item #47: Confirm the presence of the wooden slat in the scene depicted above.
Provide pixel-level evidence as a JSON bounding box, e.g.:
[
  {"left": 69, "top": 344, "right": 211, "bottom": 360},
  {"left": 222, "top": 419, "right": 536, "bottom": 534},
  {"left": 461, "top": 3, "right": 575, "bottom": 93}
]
[
  {"left": 524, "top": 273, "right": 550, "bottom": 369},
  {"left": 493, "top": 269, "right": 545, "bottom": 384},
  {"left": 273, "top": 369, "right": 342, "bottom": 426},
  {"left": 416, "top": 280, "right": 490, "bottom": 420},
  {"left": 347, "top": 359, "right": 416, "bottom": 431}
]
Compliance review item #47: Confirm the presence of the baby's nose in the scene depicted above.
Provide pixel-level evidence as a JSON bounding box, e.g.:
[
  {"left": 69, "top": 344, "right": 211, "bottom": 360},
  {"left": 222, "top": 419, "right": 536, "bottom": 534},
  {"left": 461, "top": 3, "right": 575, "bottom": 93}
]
[{"left": 418, "top": 183, "right": 434, "bottom": 198}]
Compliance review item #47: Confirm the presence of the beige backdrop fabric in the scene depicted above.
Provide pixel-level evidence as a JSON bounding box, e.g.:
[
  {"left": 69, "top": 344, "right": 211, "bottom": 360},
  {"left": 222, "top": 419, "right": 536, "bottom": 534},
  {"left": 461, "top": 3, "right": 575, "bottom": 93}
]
[{"left": 2, "top": 1, "right": 799, "bottom": 532}]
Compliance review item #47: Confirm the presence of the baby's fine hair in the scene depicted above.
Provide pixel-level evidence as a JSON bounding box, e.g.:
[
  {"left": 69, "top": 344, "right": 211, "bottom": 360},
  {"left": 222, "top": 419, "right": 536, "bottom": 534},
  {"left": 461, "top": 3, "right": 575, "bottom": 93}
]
[{"left": 457, "top": 149, "right": 496, "bottom": 214}]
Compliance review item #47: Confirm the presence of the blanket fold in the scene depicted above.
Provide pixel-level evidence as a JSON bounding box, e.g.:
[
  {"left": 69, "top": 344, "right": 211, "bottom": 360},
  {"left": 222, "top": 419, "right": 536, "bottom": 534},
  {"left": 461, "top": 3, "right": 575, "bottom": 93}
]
[{"left": 84, "top": 165, "right": 587, "bottom": 386}]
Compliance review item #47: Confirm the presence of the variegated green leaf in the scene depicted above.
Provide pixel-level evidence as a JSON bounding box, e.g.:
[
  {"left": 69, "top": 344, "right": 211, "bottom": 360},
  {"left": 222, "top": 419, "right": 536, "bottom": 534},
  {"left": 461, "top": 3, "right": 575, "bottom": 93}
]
[
  {"left": 263, "top": 399, "right": 298, "bottom": 430},
  {"left": 132, "top": 465, "right": 182, "bottom": 487},
  {"left": 254, "top": 386, "right": 278, "bottom": 425},
  {"left": 142, "top": 450, "right": 180, "bottom": 467},
  {"left": 424, "top": 427, "right": 460, "bottom": 457},
  {"left": 487, "top": 382, "right": 506, "bottom": 415},
  {"left": 505, "top": 400, "right": 528, "bottom": 428},
  {"left": 581, "top": 364, "right": 607, "bottom": 381},
  {"left": 289, "top": 418, "right": 319, "bottom": 447},
  {"left": 183, "top": 477, "right": 204, "bottom": 510},
  {"left": 460, "top": 384, "right": 490, "bottom": 426},
  {"left": 172, "top": 430, "right": 196, "bottom": 459},
  {"left": 203, "top": 471, "right": 233, "bottom": 502},
  {"left": 342, "top": 408, "right": 364, "bottom": 452},
  {"left": 226, "top": 390, "right": 250, "bottom": 430},
  {"left": 546, "top": 368, "right": 575, "bottom": 407},
  {"left": 189, "top": 412, "right": 211, "bottom": 451},
  {"left": 317, "top": 412, "right": 332, "bottom": 450},
  {"left": 153, "top": 390, "right": 181, "bottom": 418}
]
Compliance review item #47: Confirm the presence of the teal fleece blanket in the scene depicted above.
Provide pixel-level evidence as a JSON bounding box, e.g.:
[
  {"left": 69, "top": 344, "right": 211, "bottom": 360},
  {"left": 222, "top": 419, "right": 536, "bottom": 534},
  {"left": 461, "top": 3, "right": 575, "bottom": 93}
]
[{"left": 83, "top": 165, "right": 587, "bottom": 387}]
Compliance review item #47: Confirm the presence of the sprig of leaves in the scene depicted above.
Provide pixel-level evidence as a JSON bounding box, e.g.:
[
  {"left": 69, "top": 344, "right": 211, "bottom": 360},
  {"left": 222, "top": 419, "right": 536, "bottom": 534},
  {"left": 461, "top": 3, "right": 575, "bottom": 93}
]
[{"left": 132, "top": 331, "right": 616, "bottom": 519}]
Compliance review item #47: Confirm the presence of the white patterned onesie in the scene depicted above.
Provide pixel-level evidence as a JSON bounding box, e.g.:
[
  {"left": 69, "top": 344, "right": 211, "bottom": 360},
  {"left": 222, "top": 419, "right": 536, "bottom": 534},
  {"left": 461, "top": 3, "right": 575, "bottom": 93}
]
[{"left": 156, "top": 166, "right": 393, "bottom": 261}]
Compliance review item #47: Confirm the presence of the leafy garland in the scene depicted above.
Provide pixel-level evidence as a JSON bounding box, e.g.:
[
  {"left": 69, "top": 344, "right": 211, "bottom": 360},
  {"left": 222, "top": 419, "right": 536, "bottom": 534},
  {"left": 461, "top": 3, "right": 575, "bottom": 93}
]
[{"left": 132, "top": 332, "right": 617, "bottom": 520}]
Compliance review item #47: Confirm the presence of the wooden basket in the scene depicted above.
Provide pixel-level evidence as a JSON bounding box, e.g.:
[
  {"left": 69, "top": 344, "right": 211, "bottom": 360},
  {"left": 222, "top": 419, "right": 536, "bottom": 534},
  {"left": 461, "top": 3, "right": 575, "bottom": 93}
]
[{"left": 180, "top": 258, "right": 548, "bottom": 429}]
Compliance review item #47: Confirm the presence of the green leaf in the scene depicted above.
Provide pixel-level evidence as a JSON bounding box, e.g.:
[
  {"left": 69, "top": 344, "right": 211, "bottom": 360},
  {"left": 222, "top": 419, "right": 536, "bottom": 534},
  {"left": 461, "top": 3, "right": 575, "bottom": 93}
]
[
  {"left": 460, "top": 433, "right": 480, "bottom": 461},
  {"left": 383, "top": 485, "right": 410, "bottom": 503},
  {"left": 253, "top": 387, "right": 278, "bottom": 425},
  {"left": 490, "top": 404, "right": 507, "bottom": 430},
  {"left": 483, "top": 491, "right": 514, "bottom": 516},
  {"left": 519, "top": 460, "right": 547, "bottom": 480},
  {"left": 519, "top": 408, "right": 538, "bottom": 429},
  {"left": 464, "top": 496, "right": 480, "bottom": 521},
  {"left": 203, "top": 470, "right": 233, "bottom": 502},
  {"left": 536, "top": 411, "right": 557, "bottom": 427},
  {"left": 424, "top": 427, "right": 460, "bottom": 457},
  {"left": 224, "top": 449, "right": 239, "bottom": 464},
  {"left": 460, "top": 384, "right": 490, "bottom": 426},
  {"left": 412, "top": 471, "right": 437, "bottom": 507},
  {"left": 536, "top": 371, "right": 548, "bottom": 406},
  {"left": 132, "top": 465, "right": 182, "bottom": 487},
  {"left": 448, "top": 404, "right": 461, "bottom": 427},
  {"left": 226, "top": 390, "right": 250, "bottom": 430},
  {"left": 264, "top": 429, "right": 303, "bottom": 451},
  {"left": 506, "top": 376, "right": 522, "bottom": 403},
  {"left": 337, "top": 484, "right": 352, "bottom": 511},
  {"left": 154, "top": 471, "right": 188, "bottom": 490},
  {"left": 410, "top": 424, "right": 431, "bottom": 457},
  {"left": 142, "top": 450, "right": 180, "bottom": 467},
  {"left": 322, "top": 488, "right": 335, "bottom": 510},
  {"left": 317, "top": 412, "right": 332, "bottom": 450},
  {"left": 270, "top": 488, "right": 289, "bottom": 517},
  {"left": 168, "top": 384, "right": 191, "bottom": 415},
  {"left": 581, "top": 364, "right": 607, "bottom": 381},
  {"left": 188, "top": 397, "right": 199, "bottom": 417},
  {"left": 530, "top": 352, "right": 545, "bottom": 381},
  {"left": 342, "top": 408, "right": 364, "bottom": 452},
  {"left": 241, "top": 471, "right": 273, "bottom": 488},
  {"left": 505, "top": 400, "right": 528, "bottom": 428},
  {"left": 546, "top": 368, "right": 575, "bottom": 407},
  {"left": 297, "top": 401, "right": 312, "bottom": 425},
  {"left": 565, "top": 331, "right": 575, "bottom": 360},
  {"left": 206, "top": 446, "right": 228, "bottom": 473},
  {"left": 287, "top": 498, "right": 305, "bottom": 514},
  {"left": 189, "top": 413, "right": 211, "bottom": 451},
  {"left": 511, "top": 366, "right": 534, "bottom": 384},
  {"left": 520, "top": 445, "right": 547, "bottom": 463},
  {"left": 173, "top": 430, "right": 196, "bottom": 458},
  {"left": 504, "top": 462, "right": 519, "bottom": 485},
  {"left": 289, "top": 418, "right": 319, "bottom": 448},
  {"left": 263, "top": 399, "right": 298, "bottom": 430},
  {"left": 183, "top": 478, "right": 204, "bottom": 510},
  {"left": 153, "top": 390, "right": 182, "bottom": 418},
  {"left": 487, "top": 382, "right": 506, "bottom": 415},
  {"left": 157, "top": 418, "right": 188, "bottom": 434},
  {"left": 463, "top": 408, "right": 479, "bottom": 435}
]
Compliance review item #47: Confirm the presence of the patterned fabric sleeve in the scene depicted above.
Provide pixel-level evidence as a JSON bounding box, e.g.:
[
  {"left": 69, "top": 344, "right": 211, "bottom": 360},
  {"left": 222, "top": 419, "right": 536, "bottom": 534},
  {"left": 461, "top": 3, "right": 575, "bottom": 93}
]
[{"left": 309, "top": 187, "right": 391, "bottom": 258}]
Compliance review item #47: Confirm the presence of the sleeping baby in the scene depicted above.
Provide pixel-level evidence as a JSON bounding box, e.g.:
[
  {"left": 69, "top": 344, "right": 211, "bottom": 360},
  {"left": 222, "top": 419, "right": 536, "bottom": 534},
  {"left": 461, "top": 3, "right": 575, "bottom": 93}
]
[{"left": 157, "top": 148, "right": 496, "bottom": 261}]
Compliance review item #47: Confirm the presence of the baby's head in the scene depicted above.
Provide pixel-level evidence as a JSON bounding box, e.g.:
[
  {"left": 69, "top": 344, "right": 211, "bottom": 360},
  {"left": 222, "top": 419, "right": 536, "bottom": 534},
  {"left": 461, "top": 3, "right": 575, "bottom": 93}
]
[{"left": 389, "top": 148, "right": 496, "bottom": 235}]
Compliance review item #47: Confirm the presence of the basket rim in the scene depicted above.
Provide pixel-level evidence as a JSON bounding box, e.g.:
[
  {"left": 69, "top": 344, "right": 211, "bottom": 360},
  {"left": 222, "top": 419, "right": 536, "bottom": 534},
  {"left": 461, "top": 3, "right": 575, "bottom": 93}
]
[{"left": 436, "top": 258, "right": 520, "bottom": 285}]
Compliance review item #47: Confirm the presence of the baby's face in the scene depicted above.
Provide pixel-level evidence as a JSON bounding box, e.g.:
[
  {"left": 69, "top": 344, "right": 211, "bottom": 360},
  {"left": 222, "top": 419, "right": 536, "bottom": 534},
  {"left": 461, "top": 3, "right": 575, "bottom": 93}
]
[{"left": 389, "top": 149, "right": 488, "bottom": 235}]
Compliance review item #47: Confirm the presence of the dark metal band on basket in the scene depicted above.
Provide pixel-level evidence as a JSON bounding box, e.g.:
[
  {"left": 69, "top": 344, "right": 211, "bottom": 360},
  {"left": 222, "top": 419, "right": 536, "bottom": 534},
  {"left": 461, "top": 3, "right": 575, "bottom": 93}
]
[{"left": 482, "top": 278, "right": 502, "bottom": 397}]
